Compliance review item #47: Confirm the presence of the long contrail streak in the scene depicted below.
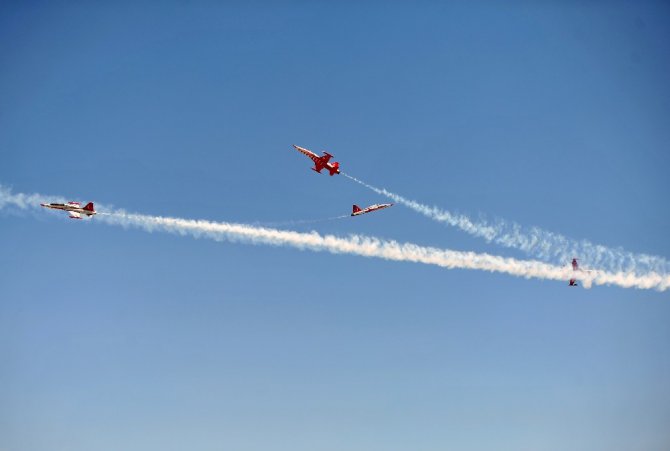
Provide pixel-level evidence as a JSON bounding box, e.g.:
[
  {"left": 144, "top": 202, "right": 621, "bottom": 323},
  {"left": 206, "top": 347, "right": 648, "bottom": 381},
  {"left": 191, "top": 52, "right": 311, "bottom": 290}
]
[
  {"left": 251, "top": 214, "right": 350, "bottom": 228},
  {"left": 342, "top": 174, "right": 670, "bottom": 276},
  {"left": 2, "top": 185, "right": 668, "bottom": 291}
]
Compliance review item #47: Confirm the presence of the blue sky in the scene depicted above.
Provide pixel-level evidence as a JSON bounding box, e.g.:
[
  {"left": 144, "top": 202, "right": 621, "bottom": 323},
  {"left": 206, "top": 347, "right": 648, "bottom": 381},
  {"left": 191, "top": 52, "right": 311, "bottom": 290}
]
[{"left": 1, "top": 2, "right": 669, "bottom": 450}]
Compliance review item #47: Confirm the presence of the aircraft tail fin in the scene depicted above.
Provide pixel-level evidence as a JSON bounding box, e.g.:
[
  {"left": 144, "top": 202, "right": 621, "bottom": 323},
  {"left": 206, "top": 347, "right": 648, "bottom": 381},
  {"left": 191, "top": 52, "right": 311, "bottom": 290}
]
[
  {"left": 352, "top": 205, "right": 362, "bottom": 215},
  {"left": 329, "top": 162, "right": 340, "bottom": 176},
  {"left": 82, "top": 202, "right": 95, "bottom": 212}
]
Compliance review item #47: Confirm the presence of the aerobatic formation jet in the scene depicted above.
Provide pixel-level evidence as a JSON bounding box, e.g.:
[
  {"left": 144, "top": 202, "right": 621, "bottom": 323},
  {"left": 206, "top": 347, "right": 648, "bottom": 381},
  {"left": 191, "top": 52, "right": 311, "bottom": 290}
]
[
  {"left": 569, "top": 258, "right": 592, "bottom": 286},
  {"left": 292, "top": 144, "right": 340, "bottom": 176},
  {"left": 351, "top": 203, "right": 394, "bottom": 216},
  {"left": 40, "top": 201, "right": 96, "bottom": 219}
]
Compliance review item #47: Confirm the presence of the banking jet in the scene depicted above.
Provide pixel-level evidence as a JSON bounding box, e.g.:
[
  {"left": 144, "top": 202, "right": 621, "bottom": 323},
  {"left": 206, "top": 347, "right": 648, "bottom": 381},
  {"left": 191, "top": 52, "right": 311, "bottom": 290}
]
[
  {"left": 351, "top": 203, "right": 394, "bottom": 216},
  {"left": 569, "top": 258, "right": 593, "bottom": 286},
  {"left": 292, "top": 144, "right": 340, "bottom": 176},
  {"left": 41, "top": 201, "right": 96, "bottom": 219}
]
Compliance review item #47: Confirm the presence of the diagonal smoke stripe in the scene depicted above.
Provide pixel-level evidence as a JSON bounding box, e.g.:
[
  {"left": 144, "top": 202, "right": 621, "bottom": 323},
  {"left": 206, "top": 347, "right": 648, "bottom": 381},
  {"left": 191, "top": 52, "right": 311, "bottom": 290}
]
[
  {"left": 2, "top": 185, "right": 668, "bottom": 291},
  {"left": 342, "top": 174, "right": 670, "bottom": 276}
]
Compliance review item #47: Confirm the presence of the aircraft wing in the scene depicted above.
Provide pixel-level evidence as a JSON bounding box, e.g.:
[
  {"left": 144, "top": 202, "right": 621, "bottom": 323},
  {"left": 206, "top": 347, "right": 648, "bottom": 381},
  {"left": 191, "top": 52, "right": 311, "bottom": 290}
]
[
  {"left": 69, "top": 212, "right": 81, "bottom": 219},
  {"left": 293, "top": 144, "right": 319, "bottom": 161}
]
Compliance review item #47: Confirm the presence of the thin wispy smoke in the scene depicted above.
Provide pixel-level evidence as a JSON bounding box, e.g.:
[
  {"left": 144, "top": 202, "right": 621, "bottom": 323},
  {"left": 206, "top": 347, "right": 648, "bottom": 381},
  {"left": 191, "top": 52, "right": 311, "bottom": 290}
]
[
  {"left": 0, "top": 185, "right": 67, "bottom": 211},
  {"left": 252, "top": 215, "right": 350, "bottom": 228},
  {"left": 342, "top": 174, "right": 670, "bottom": 276},
  {"left": 1, "top": 185, "right": 668, "bottom": 291}
]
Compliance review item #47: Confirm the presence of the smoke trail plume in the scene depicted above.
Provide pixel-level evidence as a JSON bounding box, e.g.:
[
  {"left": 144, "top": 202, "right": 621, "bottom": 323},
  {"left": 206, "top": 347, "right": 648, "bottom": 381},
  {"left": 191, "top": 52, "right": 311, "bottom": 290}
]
[
  {"left": 342, "top": 174, "right": 670, "bottom": 276},
  {"left": 0, "top": 185, "right": 67, "bottom": 211},
  {"left": 252, "top": 215, "right": 350, "bottom": 228},
  {"left": 1, "top": 185, "right": 668, "bottom": 291}
]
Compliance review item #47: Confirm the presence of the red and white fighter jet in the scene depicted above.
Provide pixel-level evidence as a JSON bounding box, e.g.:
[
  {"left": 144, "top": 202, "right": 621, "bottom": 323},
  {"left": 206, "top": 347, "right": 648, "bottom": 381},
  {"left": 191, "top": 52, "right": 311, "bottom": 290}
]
[
  {"left": 292, "top": 144, "right": 340, "bottom": 176},
  {"left": 569, "top": 258, "right": 580, "bottom": 286},
  {"left": 40, "top": 201, "right": 96, "bottom": 219},
  {"left": 351, "top": 203, "right": 394, "bottom": 216},
  {"left": 568, "top": 258, "right": 593, "bottom": 286}
]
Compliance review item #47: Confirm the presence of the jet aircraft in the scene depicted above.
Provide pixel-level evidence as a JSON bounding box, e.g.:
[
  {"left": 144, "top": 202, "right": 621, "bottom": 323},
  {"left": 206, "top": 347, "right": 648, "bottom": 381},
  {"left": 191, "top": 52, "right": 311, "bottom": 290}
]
[
  {"left": 351, "top": 203, "right": 394, "bottom": 216},
  {"left": 40, "top": 201, "right": 96, "bottom": 219},
  {"left": 568, "top": 258, "right": 592, "bottom": 286},
  {"left": 292, "top": 144, "right": 340, "bottom": 176},
  {"left": 569, "top": 258, "right": 579, "bottom": 286}
]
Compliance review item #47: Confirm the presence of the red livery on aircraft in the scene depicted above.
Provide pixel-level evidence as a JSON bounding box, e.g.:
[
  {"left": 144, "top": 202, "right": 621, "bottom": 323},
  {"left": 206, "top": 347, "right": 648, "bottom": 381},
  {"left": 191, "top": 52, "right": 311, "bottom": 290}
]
[
  {"left": 568, "top": 258, "right": 593, "bottom": 286},
  {"left": 351, "top": 203, "right": 394, "bottom": 216},
  {"left": 569, "top": 258, "right": 579, "bottom": 286},
  {"left": 40, "top": 201, "right": 96, "bottom": 219},
  {"left": 292, "top": 144, "right": 340, "bottom": 176}
]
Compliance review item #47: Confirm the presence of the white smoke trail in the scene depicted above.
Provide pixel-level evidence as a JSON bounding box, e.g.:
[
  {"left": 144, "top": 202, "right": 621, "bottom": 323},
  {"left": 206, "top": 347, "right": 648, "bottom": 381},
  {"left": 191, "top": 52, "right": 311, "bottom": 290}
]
[
  {"left": 1, "top": 185, "right": 668, "bottom": 291},
  {"left": 251, "top": 214, "right": 350, "bottom": 228},
  {"left": 342, "top": 174, "right": 670, "bottom": 276},
  {"left": 0, "top": 185, "right": 67, "bottom": 211}
]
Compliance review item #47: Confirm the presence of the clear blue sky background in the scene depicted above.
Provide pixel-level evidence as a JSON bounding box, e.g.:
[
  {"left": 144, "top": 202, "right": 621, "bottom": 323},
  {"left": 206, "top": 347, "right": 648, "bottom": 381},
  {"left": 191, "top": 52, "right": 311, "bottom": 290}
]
[{"left": 1, "top": 2, "right": 669, "bottom": 450}]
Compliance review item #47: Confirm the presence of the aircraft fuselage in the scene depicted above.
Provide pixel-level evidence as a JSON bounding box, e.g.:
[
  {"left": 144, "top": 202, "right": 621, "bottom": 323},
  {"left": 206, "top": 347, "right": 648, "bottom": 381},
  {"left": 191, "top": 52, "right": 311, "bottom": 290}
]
[{"left": 41, "top": 202, "right": 96, "bottom": 219}]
